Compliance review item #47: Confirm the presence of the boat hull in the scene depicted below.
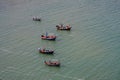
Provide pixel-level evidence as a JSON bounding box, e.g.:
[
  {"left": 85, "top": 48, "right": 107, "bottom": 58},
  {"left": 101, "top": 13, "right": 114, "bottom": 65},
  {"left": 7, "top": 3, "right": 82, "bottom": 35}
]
[
  {"left": 39, "top": 50, "right": 54, "bottom": 54},
  {"left": 44, "top": 61, "right": 60, "bottom": 67},
  {"left": 38, "top": 48, "right": 54, "bottom": 54},
  {"left": 41, "top": 36, "right": 56, "bottom": 40},
  {"left": 56, "top": 25, "right": 72, "bottom": 31}
]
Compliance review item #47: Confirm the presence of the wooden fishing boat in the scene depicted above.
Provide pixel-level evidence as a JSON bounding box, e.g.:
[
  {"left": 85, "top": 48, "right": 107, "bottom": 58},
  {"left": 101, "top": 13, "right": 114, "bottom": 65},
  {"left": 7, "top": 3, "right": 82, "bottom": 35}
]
[
  {"left": 44, "top": 59, "right": 60, "bottom": 67},
  {"left": 56, "top": 24, "right": 72, "bottom": 30},
  {"left": 38, "top": 48, "right": 54, "bottom": 54},
  {"left": 41, "top": 32, "right": 56, "bottom": 40},
  {"left": 33, "top": 17, "right": 41, "bottom": 21}
]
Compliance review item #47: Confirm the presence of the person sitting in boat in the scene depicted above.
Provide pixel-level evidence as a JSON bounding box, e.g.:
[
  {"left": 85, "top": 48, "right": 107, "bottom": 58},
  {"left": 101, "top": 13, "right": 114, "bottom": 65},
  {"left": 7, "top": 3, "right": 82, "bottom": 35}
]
[
  {"left": 41, "top": 35, "right": 44, "bottom": 37},
  {"left": 60, "top": 24, "right": 63, "bottom": 27},
  {"left": 60, "top": 24, "right": 64, "bottom": 29},
  {"left": 66, "top": 24, "right": 70, "bottom": 29},
  {"left": 42, "top": 48, "right": 45, "bottom": 51},
  {"left": 63, "top": 26, "right": 66, "bottom": 29},
  {"left": 45, "top": 50, "right": 49, "bottom": 52}
]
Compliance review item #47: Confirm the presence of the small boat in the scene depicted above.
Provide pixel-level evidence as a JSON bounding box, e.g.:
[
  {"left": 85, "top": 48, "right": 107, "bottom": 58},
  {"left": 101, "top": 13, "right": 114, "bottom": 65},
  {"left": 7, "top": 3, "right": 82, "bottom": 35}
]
[
  {"left": 56, "top": 24, "right": 72, "bottom": 30},
  {"left": 41, "top": 32, "right": 56, "bottom": 40},
  {"left": 44, "top": 59, "right": 60, "bottom": 67},
  {"left": 33, "top": 17, "right": 41, "bottom": 21},
  {"left": 38, "top": 48, "right": 54, "bottom": 54}
]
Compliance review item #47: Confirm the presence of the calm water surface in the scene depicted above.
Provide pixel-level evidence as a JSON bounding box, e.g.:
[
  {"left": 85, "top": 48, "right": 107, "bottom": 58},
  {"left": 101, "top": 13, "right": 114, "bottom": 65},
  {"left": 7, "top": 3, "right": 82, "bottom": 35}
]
[{"left": 0, "top": 0, "right": 120, "bottom": 80}]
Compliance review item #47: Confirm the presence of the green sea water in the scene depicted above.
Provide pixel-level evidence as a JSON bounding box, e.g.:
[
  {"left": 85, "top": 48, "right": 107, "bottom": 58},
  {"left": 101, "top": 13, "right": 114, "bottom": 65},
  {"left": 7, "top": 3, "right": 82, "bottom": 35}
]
[{"left": 0, "top": 0, "right": 120, "bottom": 80}]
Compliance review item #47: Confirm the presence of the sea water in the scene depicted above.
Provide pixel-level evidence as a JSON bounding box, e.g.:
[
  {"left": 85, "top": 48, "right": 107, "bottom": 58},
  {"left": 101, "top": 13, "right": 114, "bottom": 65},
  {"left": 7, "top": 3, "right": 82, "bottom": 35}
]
[{"left": 0, "top": 0, "right": 120, "bottom": 80}]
